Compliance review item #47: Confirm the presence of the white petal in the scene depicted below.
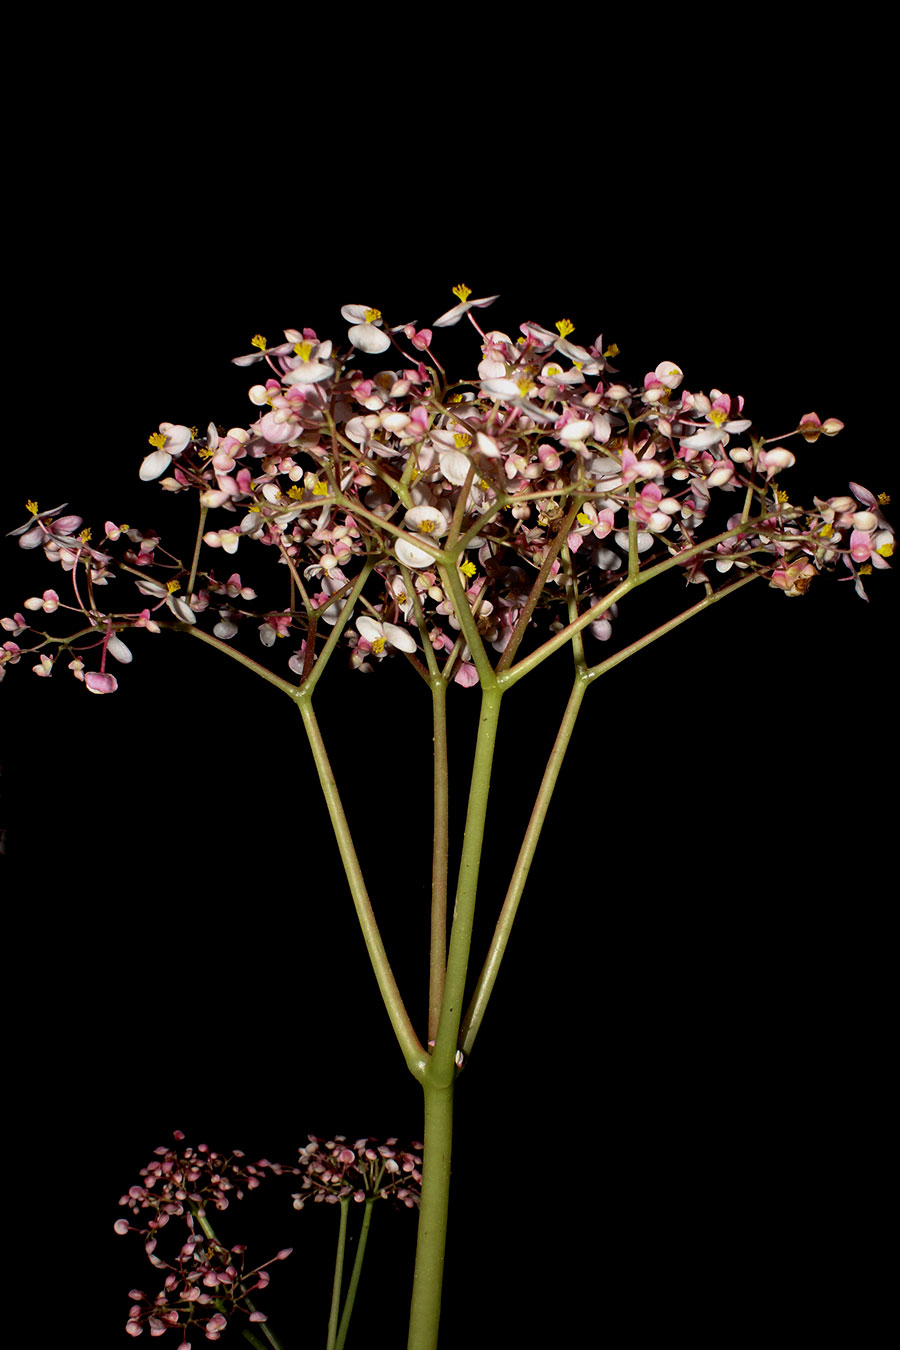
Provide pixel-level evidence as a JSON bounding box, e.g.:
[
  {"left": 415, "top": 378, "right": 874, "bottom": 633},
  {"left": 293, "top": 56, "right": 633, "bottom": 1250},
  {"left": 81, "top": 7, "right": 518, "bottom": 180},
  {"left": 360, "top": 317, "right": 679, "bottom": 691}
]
[
  {"left": 395, "top": 539, "right": 438, "bottom": 569},
  {"left": 383, "top": 622, "right": 416, "bottom": 653},
  {"left": 348, "top": 324, "right": 391, "bottom": 354},
  {"left": 356, "top": 616, "right": 384, "bottom": 643},
  {"left": 139, "top": 449, "right": 171, "bottom": 481}
]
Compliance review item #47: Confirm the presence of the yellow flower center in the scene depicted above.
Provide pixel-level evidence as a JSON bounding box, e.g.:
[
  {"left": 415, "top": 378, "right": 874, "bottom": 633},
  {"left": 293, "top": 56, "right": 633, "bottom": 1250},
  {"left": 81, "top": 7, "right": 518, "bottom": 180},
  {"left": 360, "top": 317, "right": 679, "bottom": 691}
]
[
  {"left": 294, "top": 340, "right": 315, "bottom": 361},
  {"left": 371, "top": 636, "right": 386, "bottom": 655},
  {"left": 364, "top": 308, "right": 381, "bottom": 324},
  {"left": 79, "top": 528, "right": 92, "bottom": 543},
  {"left": 555, "top": 319, "right": 574, "bottom": 338},
  {"left": 453, "top": 433, "right": 472, "bottom": 449},
  {"left": 251, "top": 335, "right": 267, "bottom": 351},
  {"left": 148, "top": 431, "right": 167, "bottom": 448},
  {"left": 604, "top": 343, "right": 620, "bottom": 358},
  {"left": 166, "top": 580, "right": 181, "bottom": 594},
  {"left": 460, "top": 559, "right": 477, "bottom": 578},
  {"left": 576, "top": 511, "right": 592, "bottom": 527},
  {"left": 452, "top": 283, "right": 472, "bottom": 304},
  {"left": 819, "top": 522, "right": 834, "bottom": 538},
  {"left": 876, "top": 540, "right": 894, "bottom": 558},
  {"left": 418, "top": 519, "right": 436, "bottom": 534},
  {"left": 312, "top": 480, "right": 329, "bottom": 497},
  {"left": 708, "top": 408, "right": 728, "bottom": 427},
  {"left": 774, "top": 486, "right": 790, "bottom": 504},
  {"left": 878, "top": 491, "right": 891, "bottom": 505},
  {"left": 26, "top": 499, "right": 39, "bottom": 515}
]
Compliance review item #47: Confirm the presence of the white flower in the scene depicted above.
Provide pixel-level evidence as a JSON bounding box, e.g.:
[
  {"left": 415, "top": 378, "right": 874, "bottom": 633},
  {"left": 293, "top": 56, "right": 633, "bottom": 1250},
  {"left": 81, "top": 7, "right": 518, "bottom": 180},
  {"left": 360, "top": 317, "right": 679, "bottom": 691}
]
[
  {"left": 132, "top": 577, "right": 196, "bottom": 624},
  {"left": 395, "top": 505, "right": 449, "bottom": 569},
  {"left": 434, "top": 289, "right": 499, "bottom": 328},
  {"left": 356, "top": 615, "right": 416, "bottom": 655},
  {"left": 341, "top": 304, "right": 392, "bottom": 354},
  {"left": 139, "top": 423, "right": 193, "bottom": 482}
]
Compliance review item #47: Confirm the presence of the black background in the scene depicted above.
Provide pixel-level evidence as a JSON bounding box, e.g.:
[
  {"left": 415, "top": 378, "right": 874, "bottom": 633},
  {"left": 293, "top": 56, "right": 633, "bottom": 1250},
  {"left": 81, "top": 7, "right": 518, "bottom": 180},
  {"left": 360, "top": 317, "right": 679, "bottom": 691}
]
[{"left": 2, "top": 40, "right": 895, "bottom": 1348}]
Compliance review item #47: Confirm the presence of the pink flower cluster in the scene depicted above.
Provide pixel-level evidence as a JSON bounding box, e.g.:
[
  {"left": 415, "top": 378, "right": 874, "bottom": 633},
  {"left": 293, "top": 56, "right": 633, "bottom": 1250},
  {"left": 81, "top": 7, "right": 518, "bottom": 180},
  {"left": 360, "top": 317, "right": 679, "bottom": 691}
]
[
  {"left": 3, "top": 292, "right": 893, "bottom": 691},
  {"left": 114, "top": 1133, "right": 295, "bottom": 1344},
  {"left": 291, "top": 1134, "right": 423, "bottom": 1210}
]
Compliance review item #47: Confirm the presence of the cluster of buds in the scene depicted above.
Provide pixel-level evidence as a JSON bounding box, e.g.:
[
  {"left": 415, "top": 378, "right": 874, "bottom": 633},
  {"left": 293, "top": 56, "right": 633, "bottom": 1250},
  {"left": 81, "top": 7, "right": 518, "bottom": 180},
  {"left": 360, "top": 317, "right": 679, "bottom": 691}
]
[
  {"left": 114, "top": 1133, "right": 296, "bottom": 1343},
  {"left": 291, "top": 1135, "right": 423, "bottom": 1209},
  {"left": 3, "top": 288, "right": 893, "bottom": 691}
]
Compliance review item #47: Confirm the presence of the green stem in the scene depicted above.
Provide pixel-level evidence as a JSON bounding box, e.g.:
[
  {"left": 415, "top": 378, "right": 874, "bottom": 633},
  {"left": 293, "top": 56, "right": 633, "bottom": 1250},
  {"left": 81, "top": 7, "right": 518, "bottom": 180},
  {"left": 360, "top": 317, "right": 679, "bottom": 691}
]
[
  {"left": 296, "top": 696, "right": 427, "bottom": 1080},
  {"left": 429, "top": 678, "right": 450, "bottom": 1047},
  {"left": 461, "top": 570, "right": 762, "bottom": 1055},
  {"left": 334, "top": 1199, "right": 377, "bottom": 1350},
  {"left": 407, "top": 681, "right": 504, "bottom": 1350},
  {"left": 326, "top": 1200, "right": 350, "bottom": 1350},
  {"left": 187, "top": 503, "right": 208, "bottom": 598},
  {"left": 459, "top": 669, "right": 589, "bottom": 1058},
  {"left": 407, "top": 1079, "right": 454, "bottom": 1350}
]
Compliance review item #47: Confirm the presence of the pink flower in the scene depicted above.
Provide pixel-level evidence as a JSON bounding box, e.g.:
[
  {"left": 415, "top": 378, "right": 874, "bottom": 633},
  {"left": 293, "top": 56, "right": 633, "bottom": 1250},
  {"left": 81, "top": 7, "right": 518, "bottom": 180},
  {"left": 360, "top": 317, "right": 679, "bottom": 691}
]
[{"left": 84, "top": 671, "right": 118, "bottom": 694}]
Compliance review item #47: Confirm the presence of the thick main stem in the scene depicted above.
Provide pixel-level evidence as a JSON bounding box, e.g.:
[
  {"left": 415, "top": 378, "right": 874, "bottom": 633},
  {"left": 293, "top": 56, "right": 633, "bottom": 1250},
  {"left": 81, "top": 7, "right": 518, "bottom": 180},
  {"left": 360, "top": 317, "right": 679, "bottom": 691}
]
[
  {"left": 407, "top": 1079, "right": 454, "bottom": 1350},
  {"left": 407, "top": 681, "right": 504, "bottom": 1350}
]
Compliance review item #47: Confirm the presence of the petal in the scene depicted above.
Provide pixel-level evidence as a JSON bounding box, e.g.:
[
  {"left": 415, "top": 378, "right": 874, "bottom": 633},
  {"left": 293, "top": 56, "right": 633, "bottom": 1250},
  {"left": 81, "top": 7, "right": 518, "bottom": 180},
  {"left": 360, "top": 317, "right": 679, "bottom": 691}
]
[
  {"left": 383, "top": 622, "right": 416, "bottom": 652},
  {"left": 348, "top": 324, "right": 391, "bottom": 354},
  {"left": 356, "top": 616, "right": 384, "bottom": 643},
  {"left": 395, "top": 539, "right": 438, "bottom": 569},
  {"left": 139, "top": 450, "right": 171, "bottom": 481}
]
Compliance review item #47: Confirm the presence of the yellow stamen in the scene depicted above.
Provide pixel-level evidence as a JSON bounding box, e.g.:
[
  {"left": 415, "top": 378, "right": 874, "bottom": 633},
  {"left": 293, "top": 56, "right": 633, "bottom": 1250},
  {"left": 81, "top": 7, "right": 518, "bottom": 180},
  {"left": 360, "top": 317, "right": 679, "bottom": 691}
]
[
  {"left": 371, "top": 636, "right": 386, "bottom": 655},
  {"left": 418, "top": 519, "right": 436, "bottom": 534},
  {"left": 858, "top": 563, "right": 873, "bottom": 576},
  {"left": 555, "top": 319, "right": 574, "bottom": 339},
  {"left": 453, "top": 432, "right": 472, "bottom": 449},
  {"left": 774, "top": 486, "right": 790, "bottom": 504},
  {"left": 878, "top": 491, "right": 891, "bottom": 506},
  {"left": 312, "top": 481, "right": 329, "bottom": 497},
  {"left": 288, "top": 485, "right": 305, "bottom": 500},
  {"left": 576, "top": 511, "right": 592, "bottom": 527},
  {"left": 79, "top": 528, "right": 92, "bottom": 543},
  {"left": 452, "top": 283, "right": 472, "bottom": 304},
  {"left": 876, "top": 541, "right": 894, "bottom": 558},
  {"left": 251, "top": 335, "right": 267, "bottom": 351},
  {"left": 604, "top": 343, "right": 620, "bottom": 358},
  {"left": 26, "top": 499, "right": 39, "bottom": 515},
  {"left": 708, "top": 408, "right": 728, "bottom": 427},
  {"left": 364, "top": 308, "right": 381, "bottom": 324},
  {"left": 148, "top": 431, "right": 167, "bottom": 449},
  {"left": 294, "top": 339, "right": 314, "bottom": 361},
  {"left": 460, "top": 559, "right": 476, "bottom": 578},
  {"left": 166, "top": 580, "right": 181, "bottom": 594},
  {"left": 819, "top": 522, "right": 834, "bottom": 538}
]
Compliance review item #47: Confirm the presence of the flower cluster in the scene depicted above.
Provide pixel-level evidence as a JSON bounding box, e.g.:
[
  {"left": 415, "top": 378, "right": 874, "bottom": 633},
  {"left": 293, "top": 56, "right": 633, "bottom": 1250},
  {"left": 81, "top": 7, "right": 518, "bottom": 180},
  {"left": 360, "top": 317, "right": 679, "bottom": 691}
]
[
  {"left": 3, "top": 290, "right": 893, "bottom": 692},
  {"left": 114, "top": 1133, "right": 296, "bottom": 1344},
  {"left": 291, "top": 1134, "right": 423, "bottom": 1210}
]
